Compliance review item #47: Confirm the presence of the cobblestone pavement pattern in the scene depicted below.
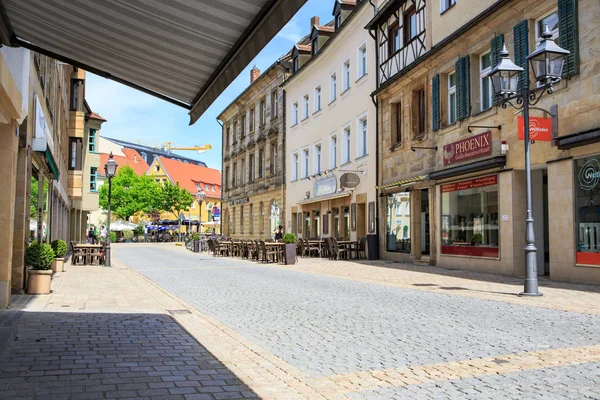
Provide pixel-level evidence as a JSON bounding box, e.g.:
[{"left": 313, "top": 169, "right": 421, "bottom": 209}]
[{"left": 114, "top": 244, "right": 600, "bottom": 399}]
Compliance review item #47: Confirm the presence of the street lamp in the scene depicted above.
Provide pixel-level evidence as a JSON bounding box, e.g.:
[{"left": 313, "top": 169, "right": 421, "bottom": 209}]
[
  {"left": 196, "top": 189, "right": 206, "bottom": 234},
  {"left": 488, "top": 25, "right": 569, "bottom": 296},
  {"left": 104, "top": 152, "right": 118, "bottom": 267}
]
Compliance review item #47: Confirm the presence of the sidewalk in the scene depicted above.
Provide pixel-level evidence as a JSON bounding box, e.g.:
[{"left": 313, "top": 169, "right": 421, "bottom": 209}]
[{"left": 1, "top": 247, "right": 599, "bottom": 400}]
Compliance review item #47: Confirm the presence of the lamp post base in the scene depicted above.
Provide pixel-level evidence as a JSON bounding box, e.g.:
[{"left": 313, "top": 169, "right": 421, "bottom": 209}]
[{"left": 518, "top": 291, "right": 543, "bottom": 297}]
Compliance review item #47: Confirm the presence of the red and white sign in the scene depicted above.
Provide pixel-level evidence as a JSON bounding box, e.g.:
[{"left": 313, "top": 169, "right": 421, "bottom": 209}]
[
  {"left": 443, "top": 131, "right": 492, "bottom": 166},
  {"left": 518, "top": 116, "right": 552, "bottom": 141},
  {"left": 441, "top": 175, "right": 498, "bottom": 193}
]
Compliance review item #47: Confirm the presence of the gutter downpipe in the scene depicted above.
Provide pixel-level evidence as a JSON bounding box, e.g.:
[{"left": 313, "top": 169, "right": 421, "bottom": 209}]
[
  {"left": 216, "top": 118, "right": 224, "bottom": 236},
  {"left": 368, "top": 1, "right": 380, "bottom": 259}
]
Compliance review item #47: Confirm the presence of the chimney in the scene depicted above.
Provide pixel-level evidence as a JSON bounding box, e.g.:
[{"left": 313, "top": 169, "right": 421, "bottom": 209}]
[
  {"left": 310, "top": 16, "right": 320, "bottom": 30},
  {"left": 134, "top": 154, "right": 137, "bottom": 163},
  {"left": 250, "top": 66, "right": 260, "bottom": 84}
]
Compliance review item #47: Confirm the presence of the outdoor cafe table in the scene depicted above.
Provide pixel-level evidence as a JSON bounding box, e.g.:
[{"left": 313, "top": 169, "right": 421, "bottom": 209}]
[
  {"left": 337, "top": 240, "right": 359, "bottom": 259},
  {"left": 308, "top": 240, "right": 326, "bottom": 257},
  {"left": 74, "top": 243, "right": 103, "bottom": 265}
]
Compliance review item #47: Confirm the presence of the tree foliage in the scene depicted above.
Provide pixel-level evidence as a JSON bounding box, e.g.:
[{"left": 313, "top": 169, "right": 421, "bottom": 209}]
[
  {"left": 30, "top": 179, "right": 49, "bottom": 217},
  {"left": 156, "top": 181, "right": 194, "bottom": 219},
  {"left": 99, "top": 166, "right": 162, "bottom": 221}
]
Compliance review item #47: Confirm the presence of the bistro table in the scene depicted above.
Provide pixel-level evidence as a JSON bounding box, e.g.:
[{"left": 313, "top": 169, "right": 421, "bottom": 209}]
[
  {"left": 264, "top": 242, "right": 285, "bottom": 263},
  {"left": 73, "top": 243, "right": 104, "bottom": 265},
  {"left": 337, "top": 241, "right": 360, "bottom": 259},
  {"left": 308, "top": 240, "right": 327, "bottom": 257}
]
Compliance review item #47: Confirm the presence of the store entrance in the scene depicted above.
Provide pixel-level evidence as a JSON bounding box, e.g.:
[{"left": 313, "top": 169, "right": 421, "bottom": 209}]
[
  {"left": 531, "top": 169, "right": 549, "bottom": 275},
  {"left": 421, "top": 189, "right": 430, "bottom": 255}
]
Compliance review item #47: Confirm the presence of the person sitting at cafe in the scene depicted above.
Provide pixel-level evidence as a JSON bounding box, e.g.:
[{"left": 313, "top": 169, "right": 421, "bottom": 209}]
[
  {"left": 274, "top": 225, "right": 284, "bottom": 241},
  {"left": 87, "top": 227, "right": 95, "bottom": 244}
]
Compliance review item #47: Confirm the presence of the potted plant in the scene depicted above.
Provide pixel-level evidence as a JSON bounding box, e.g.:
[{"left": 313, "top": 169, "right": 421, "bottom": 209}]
[
  {"left": 471, "top": 233, "right": 483, "bottom": 246},
  {"left": 26, "top": 242, "right": 55, "bottom": 294},
  {"left": 123, "top": 230, "right": 133, "bottom": 243},
  {"left": 50, "top": 239, "right": 68, "bottom": 273},
  {"left": 192, "top": 232, "right": 200, "bottom": 252},
  {"left": 283, "top": 233, "right": 297, "bottom": 265}
]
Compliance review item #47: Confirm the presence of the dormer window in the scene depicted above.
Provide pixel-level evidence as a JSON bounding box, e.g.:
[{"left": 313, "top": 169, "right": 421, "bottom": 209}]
[
  {"left": 312, "top": 37, "right": 319, "bottom": 55},
  {"left": 335, "top": 13, "right": 342, "bottom": 29},
  {"left": 293, "top": 56, "right": 299, "bottom": 72}
]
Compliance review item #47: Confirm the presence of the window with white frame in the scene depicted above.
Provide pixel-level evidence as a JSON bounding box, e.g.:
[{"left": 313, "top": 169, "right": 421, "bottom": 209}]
[
  {"left": 342, "top": 126, "right": 351, "bottom": 164},
  {"left": 448, "top": 71, "right": 457, "bottom": 124},
  {"left": 329, "top": 134, "right": 337, "bottom": 169},
  {"left": 480, "top": 51, "right": 493, "bottom": 111},
  {"left": 302, "top": 94, "right": 309, "bottom": 119},
  {"left": 292, "top": 102, "right": 298, "bottom": 125},
  {"left": 358, "top": 43, "right": 367, "bottom": 78},
  {"left": 314, "top": 143, "right": 322, "bottom": 174},
  {"left": 357, "top": 116, "right": 368, "bottom": 157},
  {"left": 440, "top": 0, "right": 456, "bottom": 13},
  {"left": 302, "top": 148, "right": 309, "bottom": 178},
  {"left": 330, "top": 72, "right": 337, "bottom": 102},
  {"left": 292, "top": 152, "right": 299, "bottom": 181},
  {"left": 342, "top": 60, "right": 350, "bottom": 91},
  {"left": 314, "top": 86, "right": 322, "bottom": 112},
  {"left": 271, "top": 90, "right": 278, "bottom": 118}
]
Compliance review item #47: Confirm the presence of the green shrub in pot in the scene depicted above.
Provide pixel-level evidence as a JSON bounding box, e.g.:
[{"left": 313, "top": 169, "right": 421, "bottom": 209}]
[
  {"left": 50, "top": 239, "right": 68, "bottom": 258},
  {"left": 283, "top": 233, "right": 297, "bottom": 244},
  {"left": 26, "top": 242, "right": 55, "bottom": 271}
]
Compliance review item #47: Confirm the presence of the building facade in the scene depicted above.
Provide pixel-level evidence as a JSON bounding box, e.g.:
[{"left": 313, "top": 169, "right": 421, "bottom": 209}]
[
  {"left": 284, "top": 1, "right": 378, "bottom": 246},
  {"left": 369, "top": 0, "right": 600, "bottom": 284},
  {"left": 218, "top": 62, "right": 290, "bottom": 239}
]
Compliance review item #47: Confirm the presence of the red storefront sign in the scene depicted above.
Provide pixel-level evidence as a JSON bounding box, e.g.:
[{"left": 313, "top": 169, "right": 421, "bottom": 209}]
[
  {"left": 443, "top": 131, "right": 492, "bottom": 166},
  {"left": 517, "top": 116, "right": 552, "bottom": 141},
  {"left": 441, "top": 175, "right": 498, "bottom": 193}
]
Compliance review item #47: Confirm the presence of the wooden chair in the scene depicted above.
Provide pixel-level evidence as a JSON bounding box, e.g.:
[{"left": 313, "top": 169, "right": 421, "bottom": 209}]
[
  {"left": 331, "top": 238, "right": 351, "bottom": 260},
  {"left": 304, "top": 238, "right": 320, "bottom": 257},
  {"left": 89, "top": 247, "right": 104, "bottom": 265},
  {"left": 358, "top": 237, "right": 367, "bottom": 259},
  {"left": 259, "top": 241, "right": 278, "bottom": 263},
  {"left": 297, "top": 239, "right": 305, "bottom": 257},
  {"left": 71, "top": 242, "right": 86, "bottom": 265}
]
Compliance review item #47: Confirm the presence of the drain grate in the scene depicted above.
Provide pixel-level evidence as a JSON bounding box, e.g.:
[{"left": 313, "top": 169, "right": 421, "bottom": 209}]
[{"left": 168, "top": 309, "right": 191, "bottom": 315}]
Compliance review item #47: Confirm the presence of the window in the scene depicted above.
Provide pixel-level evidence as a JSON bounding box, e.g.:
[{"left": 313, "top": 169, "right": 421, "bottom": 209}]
[
  {"left": 480, "top": 51, "right": 493, "bottom": 111},
  {"left": 68, "top": 137, "right": 82, "bottom": 170},
  {"left": 386, "top": 193, "right": 411, "bottom": 252},
  {"left": 312, "top": 37, "right": 319, "bottom": 55},
  {"left": 241, "top": 115, "right": 246, "bottom": 138},
  {"left": 233, "top": 120, "right": 238, "bottom": 143},
  {"left": 259, "top": 148, "right": 265, "bottom": 178},
  {"left": 536, "top": 11, "right": 559, "bottom": 45},
  {"left": 448, "top": 71, "right": 457, "bottom": 124},
  {"left": 292, "top": 152, "right": 299, "bottom": 181},
  {"left": 441, "top": 175, "right": 499, "bottom": 257},
  {"left": 302, "top": 148, "right": 309, "bottom": 178},
  {"left": 292, "top": 102, "right": 298, "bottom": 125},
  {"left": 388, "top": 22, "right": 401, "bottom": 56},
  {"left": 249, "top": 107, "right": 255, "bottom": 132},
  {"left": 155, "top": 164, "right": 160, "bottom": 172},
  {"left": 90, "top": 167, "right": 98, "bottom": 191},
  {"left": 259, "top": 201, "right": 264, "bottom": 233},
  {"left": 249, "top": 204, "right": 254, "bottom": 234},
  {"left": 440, "top": 0, "right": 456, "bottom": 13},
  {"left": 240, "top": 157, "right": 245, "bottom": 185},
  {"left": 260, "top": 99, "right": 266, "bottom": 126},
  {"left": 140, "top": 152, "right": 147, "bottom": 162},
  {"left": 293, "top": 56, "right": 299, "bottom": 72},
  {"left": 240, "top": 205, "right": 244, "bottom": 234},
  {"left": 314, "top": 86, "right": 322, "bottom": 112},
  {"left": 314, "top": 143, "right": 322, "bottom": 174},
  {"left": 249, "top": 154, "right": 255, "bottom": 182},
  {"left": 271, "top": 91, "right": 278, "bottom": 119},
  {"left": 225, "top": 166, "right": 230, "bottom": 189},
  {"left": 330, "top": 72, "right": 337, "bottom": 102},
  {"left": 232, "top": 208, "right": 236, "bottom": 234},
  {"left": 342, "top": 126, "right": 351, "bottom": 164},
  {"left": 329, "top": 134, "right": 337, "bottom": 169},
  {"left": 232, "top": 162, "right": 237, "bottom": 187},
  {"left": 302, "top": 94, "right": 309, "bottom": 119},
  {"left": 414, "top": 88, "right": 426, "bottom": 137},
  {"left": 393, "top": 102, "right": 402, "bottom": 144},
  {"left": 404, "top": 7, "right": 418, "bottom": 42},
  {"left": 342, "top": 60, "right": 350, "bottom": 91},
  {"left": 358, "top": 43, "right": 367, "bottom": 78},
  {"left": 88, "top": 129, "right": 97, "bottom": 152},
  {"left": 357, "top": 116, "right": 368, "bottom": 157},
  {"left": 335, "top": 13, "right": 342, "bottom": 29},
  {"left": 270, "top": 143, "right": 277, "bottom": 175},
  {"left": 225, "top": 125, "right": 230, "bottom": 148},
  {"left": 575, "top": 156, "right": 600, "bottom": 265}
]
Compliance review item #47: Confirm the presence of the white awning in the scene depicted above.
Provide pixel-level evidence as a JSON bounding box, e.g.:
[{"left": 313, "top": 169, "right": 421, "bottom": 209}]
[
  {"left": 0, "top": 0, "right": 306, "bottom": 124},
  {"left": 297, "top": 192, "right": 351, "bottom": 206}
]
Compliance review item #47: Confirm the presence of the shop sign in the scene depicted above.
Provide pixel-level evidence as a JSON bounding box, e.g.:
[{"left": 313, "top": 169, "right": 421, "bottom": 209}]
[
  {"left": 230, "top": 197, "right": 249, "bottom": 205},
  {"left": 313, "top": 176, "right": 337, "bottom": 197},
  {"left": 577, "top": 158, "right": 600, "bottom": 191},
  {"left": 443, "top": 131, "right": 492, "bottom": 166},
  {"left": 32, "top": 96, "right": 54, "bottom": 155},
  {"left": 517, "top": 116, "right": 552, "bottom": 141},
  {"left": 441, "top": 175, "right": 498, "bottom": 193},
  {"left": 340, "top": 173, "right": 360, "bottom": 188}
]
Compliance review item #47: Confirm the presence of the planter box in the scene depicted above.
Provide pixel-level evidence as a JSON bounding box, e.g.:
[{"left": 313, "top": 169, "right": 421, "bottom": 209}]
[
  {"left": 284, "top": 243, "right": 297, "bottom": 265},
  {"left": 27, "top": 270, "right": 53, "bottom": 295},
  {"left": 193, "top": 240, "right": 200, "bottom": 252},
  {"left": 51, "top": 257, "right": 65, "bottom": 273}
]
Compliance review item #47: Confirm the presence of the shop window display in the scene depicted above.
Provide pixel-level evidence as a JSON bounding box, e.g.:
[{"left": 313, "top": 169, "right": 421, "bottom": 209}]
[
  {"left": 441, "top": 175, "right": 499, "bottom": 257},
  {"left": 576, "top": 157, "right": 600, "bottom": 265},
  {"left": 386, "top": 192, "right": 411, "bottom": 253}
]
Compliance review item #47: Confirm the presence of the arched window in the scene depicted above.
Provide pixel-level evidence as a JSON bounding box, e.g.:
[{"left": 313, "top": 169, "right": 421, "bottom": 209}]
[{"left": 269, "top": 200, "right": 280, "bottom": 239}]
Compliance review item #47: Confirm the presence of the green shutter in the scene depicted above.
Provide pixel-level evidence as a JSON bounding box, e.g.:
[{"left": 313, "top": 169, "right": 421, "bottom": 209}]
[
  {"left": 490, "top": 34, "right": 505, "bottom": 105},
  {"left": 513, "top": 20, "right": 529, "bottom": 92},
  {"left": 455, "top": 56, "right": 470, "bottom": 121},
  {"left": 431, "top": 74, "right": 440, "bottom": 132},
  {"left": 558, "top": 0, "right": 579, "bottom": 77}
]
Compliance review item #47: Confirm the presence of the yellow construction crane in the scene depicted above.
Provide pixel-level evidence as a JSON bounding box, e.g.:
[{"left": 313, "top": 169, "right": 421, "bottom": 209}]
[{"left": 162, "top": 142, "right": 212, "bottom": 154}]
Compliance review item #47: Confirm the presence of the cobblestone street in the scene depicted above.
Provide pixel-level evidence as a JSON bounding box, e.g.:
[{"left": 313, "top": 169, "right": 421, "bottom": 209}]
[{"left": 1, "top": 243, "right": 599, "bottom": 399}]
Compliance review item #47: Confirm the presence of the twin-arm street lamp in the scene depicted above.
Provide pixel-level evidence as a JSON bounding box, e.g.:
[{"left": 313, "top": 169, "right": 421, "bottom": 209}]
[
  {"left": 104, "top": 152, "right": 118, "bottom": 267},
  {"left": 487, "top": 25, "right": 569, "bottom": 296},
  {"left": 196, "top": 189, "right": 206, "bottom": 233}
]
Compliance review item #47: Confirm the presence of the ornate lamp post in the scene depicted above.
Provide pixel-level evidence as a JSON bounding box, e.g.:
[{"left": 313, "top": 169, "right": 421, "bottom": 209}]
[
  {"left": 196, "top": 189, "right": 206, "bottom": 233},
  {"left": 104, "top": 153, "right": 118, "bottom": 267},
  {"left": 487, "top": 25, "right": 569, "bottom": 296}
]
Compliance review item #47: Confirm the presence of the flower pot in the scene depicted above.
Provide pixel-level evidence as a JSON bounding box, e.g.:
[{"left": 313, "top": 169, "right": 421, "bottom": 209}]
[
  {"left": 193, "top": 240, "right": 200, "bottom": 252},
  {"left": 27, "top": 270, "right": 53, "bottom": 295},
  {"left": 284, "top": 243, "right": 297, "bottom": 265},
  {"left": 51, "top": 257, "right": 65, "bottom": 273}
]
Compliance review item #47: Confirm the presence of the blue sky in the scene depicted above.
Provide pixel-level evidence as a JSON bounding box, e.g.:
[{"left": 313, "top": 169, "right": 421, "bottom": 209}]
[{"left": 86, "top": 0, "right": 336, "bottom": 170}]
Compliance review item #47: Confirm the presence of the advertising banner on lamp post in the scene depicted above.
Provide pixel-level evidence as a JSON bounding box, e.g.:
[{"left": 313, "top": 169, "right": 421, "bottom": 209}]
[{"left": 518, "top": 116, "right": 552, "bottom": 141}]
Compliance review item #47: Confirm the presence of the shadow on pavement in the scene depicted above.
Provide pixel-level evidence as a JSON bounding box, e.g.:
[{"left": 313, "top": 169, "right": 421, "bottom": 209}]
[{"left": 0, "top": 311, "right": 260, "bottom": 399}]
